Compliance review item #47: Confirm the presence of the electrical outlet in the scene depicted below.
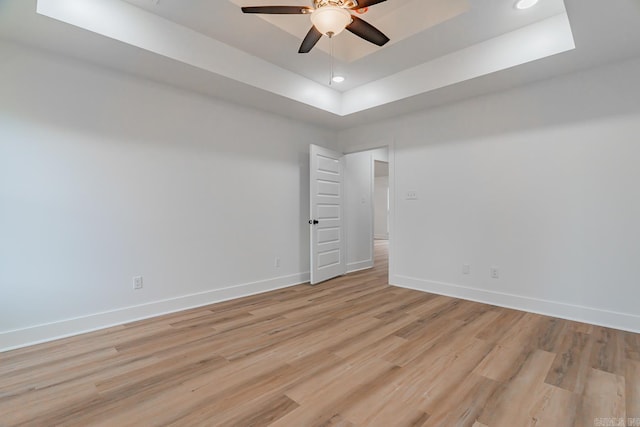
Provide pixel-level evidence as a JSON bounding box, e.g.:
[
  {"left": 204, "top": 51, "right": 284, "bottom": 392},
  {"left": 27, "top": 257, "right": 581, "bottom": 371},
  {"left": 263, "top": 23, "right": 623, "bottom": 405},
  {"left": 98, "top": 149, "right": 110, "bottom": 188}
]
[
  {"left": 275, "top": 257, "right": 280, "bottom": 268},
  {"left": 490, "top": 267, "right": 499, "bottom": 279},
  {"left": 462, "top": 264, "right": 471, "bottom": 275},
  {"left": 133, "top": 276, "right": 143, "bottom": 290}
]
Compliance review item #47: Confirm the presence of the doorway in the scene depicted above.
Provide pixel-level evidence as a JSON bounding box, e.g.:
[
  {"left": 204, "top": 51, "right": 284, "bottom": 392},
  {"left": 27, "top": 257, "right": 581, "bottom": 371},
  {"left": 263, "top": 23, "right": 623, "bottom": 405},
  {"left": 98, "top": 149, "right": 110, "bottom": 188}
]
[
  {"left": 374, "top": 160, "right": 389, "bottom": 241},
  {"left": 309, "top": 142, "right": 393, "bottom": 285},
  {"left": 343, "top": 145, "right": 391, "bottom": 279},
  {"left": 373, "top": 159, "right": 390, "bottom": 273}
]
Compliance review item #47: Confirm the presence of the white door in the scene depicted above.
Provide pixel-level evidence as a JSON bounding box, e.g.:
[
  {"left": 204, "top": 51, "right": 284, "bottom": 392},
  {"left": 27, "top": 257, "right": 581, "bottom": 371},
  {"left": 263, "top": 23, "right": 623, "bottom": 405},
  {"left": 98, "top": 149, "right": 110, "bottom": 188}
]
[{"left": 310, "top": 144, "right": 346, "bottom": 285}]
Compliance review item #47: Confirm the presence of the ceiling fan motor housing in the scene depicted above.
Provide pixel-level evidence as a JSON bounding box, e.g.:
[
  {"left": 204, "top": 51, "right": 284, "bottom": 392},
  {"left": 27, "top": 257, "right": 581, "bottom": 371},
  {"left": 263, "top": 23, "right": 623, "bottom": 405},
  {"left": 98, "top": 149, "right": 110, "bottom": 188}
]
[{"left": 313, "top": 0, "right": 359, "bottom": 9}]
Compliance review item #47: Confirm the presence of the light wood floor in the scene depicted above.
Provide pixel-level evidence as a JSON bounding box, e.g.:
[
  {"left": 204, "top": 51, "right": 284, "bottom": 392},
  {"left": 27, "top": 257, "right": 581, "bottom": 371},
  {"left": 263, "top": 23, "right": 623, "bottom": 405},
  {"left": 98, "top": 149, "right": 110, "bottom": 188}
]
[{"left": 1, "top": 242, "right": 638, "bottom": 426}]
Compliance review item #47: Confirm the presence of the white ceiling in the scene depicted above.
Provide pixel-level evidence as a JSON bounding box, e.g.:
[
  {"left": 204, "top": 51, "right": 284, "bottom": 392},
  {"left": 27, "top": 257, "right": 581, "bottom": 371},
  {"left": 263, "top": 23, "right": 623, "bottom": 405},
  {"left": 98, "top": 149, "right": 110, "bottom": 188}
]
[
  {"left": 120, "top": 0, "right": 568, "bottom": 91},
  {"left": 1, "top": 0, "right": 640, "bottom": 129},
  {"left": 195, "top": 0, "right": 472, "bottom": 65}
]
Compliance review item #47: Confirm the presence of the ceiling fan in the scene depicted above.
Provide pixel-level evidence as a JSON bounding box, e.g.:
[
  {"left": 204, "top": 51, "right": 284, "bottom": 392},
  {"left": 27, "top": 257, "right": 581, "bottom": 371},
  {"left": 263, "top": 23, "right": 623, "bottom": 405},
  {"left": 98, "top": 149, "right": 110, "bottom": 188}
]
[{"left": 241, "top": 0, "right": 390, "bottom": 53}]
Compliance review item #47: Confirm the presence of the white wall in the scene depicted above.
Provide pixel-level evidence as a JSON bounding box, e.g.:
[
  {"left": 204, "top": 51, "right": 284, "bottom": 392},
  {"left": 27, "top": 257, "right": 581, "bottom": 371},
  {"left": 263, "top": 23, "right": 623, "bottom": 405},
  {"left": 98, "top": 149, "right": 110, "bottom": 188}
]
[
  {"left": 344, "top": 151, "right": 373, "bottom": 272},
  {"left": 339, "top": 57, "right": 640, "bottom": 332},
  {"left": 374, "top": 174, "right": 389, "bottom": 240},
  {"left": 0, "top": 41, "right": 337, "bottom": 350}
]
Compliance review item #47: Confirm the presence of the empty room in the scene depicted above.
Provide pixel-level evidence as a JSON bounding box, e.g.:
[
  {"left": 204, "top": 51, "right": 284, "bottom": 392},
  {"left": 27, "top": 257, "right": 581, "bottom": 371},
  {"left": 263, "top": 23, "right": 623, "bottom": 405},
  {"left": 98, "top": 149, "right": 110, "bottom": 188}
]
[{"left": 1, "top": 0, "right": 639, "bottom": 425}]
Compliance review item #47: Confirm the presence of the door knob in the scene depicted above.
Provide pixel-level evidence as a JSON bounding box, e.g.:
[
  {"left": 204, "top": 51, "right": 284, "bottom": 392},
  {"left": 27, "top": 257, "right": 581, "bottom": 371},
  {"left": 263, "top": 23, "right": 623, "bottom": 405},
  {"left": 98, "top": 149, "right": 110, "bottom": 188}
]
[{"left": 309, "top": 219, "right": 319, "bottom": 225}]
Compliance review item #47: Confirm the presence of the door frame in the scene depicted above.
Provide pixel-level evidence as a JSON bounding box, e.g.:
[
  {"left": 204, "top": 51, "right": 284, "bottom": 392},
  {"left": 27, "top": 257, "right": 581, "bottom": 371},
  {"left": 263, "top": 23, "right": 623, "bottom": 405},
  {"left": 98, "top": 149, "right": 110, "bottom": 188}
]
[{"left": 343, "top": 139, "right": 395, "bottom": 283}]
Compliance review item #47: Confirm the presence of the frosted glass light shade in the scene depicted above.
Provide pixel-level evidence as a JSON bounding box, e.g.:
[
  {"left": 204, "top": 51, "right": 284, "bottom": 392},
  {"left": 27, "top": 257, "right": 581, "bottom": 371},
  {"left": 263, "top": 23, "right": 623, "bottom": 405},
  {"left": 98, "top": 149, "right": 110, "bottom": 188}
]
[
  {"left": 311, "top": 6, "right": 352, "bottom": 36},
  {"left": 515, "top": 0, "right": 539, "bottom": 9}
]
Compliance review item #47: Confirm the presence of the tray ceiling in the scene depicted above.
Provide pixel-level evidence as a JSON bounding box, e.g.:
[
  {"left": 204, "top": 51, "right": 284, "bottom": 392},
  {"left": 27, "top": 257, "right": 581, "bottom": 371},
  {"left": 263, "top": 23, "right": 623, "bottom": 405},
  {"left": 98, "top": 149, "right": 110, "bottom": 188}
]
[
  {"left": 1, "top": 0, "right": 639, "bottom": 129},
  {"left": 118, "top": 0, "right": 569, "bottom": 91}
]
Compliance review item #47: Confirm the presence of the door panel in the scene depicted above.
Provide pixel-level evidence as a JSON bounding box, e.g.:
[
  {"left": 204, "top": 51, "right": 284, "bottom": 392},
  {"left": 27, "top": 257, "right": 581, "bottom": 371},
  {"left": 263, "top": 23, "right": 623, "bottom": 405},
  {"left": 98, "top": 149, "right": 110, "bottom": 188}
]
[
  {"left": 317, "top": 228, "right": 340, "bottom": 244},
  {"left": 310, "top": 144, "right": 345, "bottom": 285}
]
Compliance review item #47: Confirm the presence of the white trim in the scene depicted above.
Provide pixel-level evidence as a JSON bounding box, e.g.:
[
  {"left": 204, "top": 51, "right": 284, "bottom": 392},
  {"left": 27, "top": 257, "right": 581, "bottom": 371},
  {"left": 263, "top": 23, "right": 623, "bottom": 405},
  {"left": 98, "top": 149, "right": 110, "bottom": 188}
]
[
  {"left": 392, "top": 274, "right": 640, "bottom": 333},
  {"left": 369, "top": 153, "right": 375, "bottom": 277},
  {"left": 347, "top": 259, "right": 374, "bottom": 273},
  {"left": 0, "top": 272, "right": 309, "bottom": 352},
  {"left": 374, "top": 234, "right": 389, "bottom": 240}
]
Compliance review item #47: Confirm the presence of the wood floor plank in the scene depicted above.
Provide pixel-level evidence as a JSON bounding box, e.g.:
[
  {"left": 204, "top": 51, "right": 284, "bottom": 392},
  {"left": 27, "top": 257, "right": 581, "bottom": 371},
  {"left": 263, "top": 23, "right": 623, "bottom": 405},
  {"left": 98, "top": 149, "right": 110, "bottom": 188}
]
[
  {"left": 333, "top": 318, "right": 412, "bottom": 360},
  {"left": 0, "top": 381, "right": 101, "bottom": 426},
  {"left": 0, "top": 241, "right": 637, "bottom": 426},
  {"left": 475, "top": 308, "right": 526, "bottom": 343},
  {"left": 215, "top": 394, "right": 300, "bottom": 427},
  {"left": 544, "top": 330, "right": 592, "bottom": 393},
  {"left": 568, "top": 321, "right": 595, "bottom": 335},
  {"left": 0, "top": 347, "right": 118, "bottom": 394},
  {"left": 625, "top": 331, "right": 640, "bottom": 361},
  {"left": 473, "top": 314, "right": 556, "bottom": 384},
  {"left": 477, "top": 349, "right": 557, "bottom": 426},
  {"left": 272, "top": 358, "right": 397, "bottom": 427},
  {"left": 526, "top": 383, "right": 578, "bottom": 427},
  {"left": 575, "top": 368, "right": 626, "bottom": 427},
  {"left": 423, "top": 374, "right": 500, "bottom": 426},
  {"left": 0, "top": 323, "right": 163, "bottom": 376},
  {"left": 91, "top": 352, "right": 296, "bottom": 426},
  {"left": 536, "top": 317, "right": 569, "bottom": 352},
  {"left": 627, "top": 360, "right": 640, "bottom": 420},
  {"left": 496, "top": 312, "right": 550, "bottom": 350},
  {"left": 418, "top": 338, "right": 496, "bottom": 414},
  {"left": 0, "top": 350, "right": 157, "bottom": 404},
  {"left": 352, "top": 338, "right": 494, "bottom": 426},
  {"left": 590, "top": 326, "right": 626, "bottom": 375}
]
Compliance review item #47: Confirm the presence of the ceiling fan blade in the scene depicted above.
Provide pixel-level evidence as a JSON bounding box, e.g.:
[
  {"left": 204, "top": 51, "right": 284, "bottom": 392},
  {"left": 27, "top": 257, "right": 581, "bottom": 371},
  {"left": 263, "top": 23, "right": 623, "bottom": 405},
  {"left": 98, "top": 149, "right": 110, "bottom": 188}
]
[
  {"left": 241, "top": 6, "right": 312, "bottom": 14},
  {"left": 346, "top": 16, "right": 390, "bottom": 46},
  {"left": 351, "top": 0, "right": 387, "bottom": 9},
  {"left": 299, "top": 26, "right": 323, "bottom": 53}
]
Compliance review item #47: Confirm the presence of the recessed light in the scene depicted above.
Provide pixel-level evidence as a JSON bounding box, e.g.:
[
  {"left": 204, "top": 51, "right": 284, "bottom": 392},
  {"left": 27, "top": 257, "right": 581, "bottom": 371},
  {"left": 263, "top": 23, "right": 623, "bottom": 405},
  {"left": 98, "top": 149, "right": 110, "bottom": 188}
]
[
  {"left": 332, "top": 75, "right": 345, "bottom": 83},
  {"left": 515, "top": 0, "right": 539, "bottom": 10}
]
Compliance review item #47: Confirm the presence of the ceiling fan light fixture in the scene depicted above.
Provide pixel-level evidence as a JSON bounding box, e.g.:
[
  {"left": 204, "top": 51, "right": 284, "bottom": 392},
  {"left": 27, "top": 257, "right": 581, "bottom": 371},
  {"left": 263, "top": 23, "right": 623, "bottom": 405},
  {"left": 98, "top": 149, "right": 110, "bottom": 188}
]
[
  {"left": 310, "top": 6, "right": 352, "bottom": 36},
  {"left": 332, "top": 75, "right": 345, "bottom": 83},
  {"left": 515, "top": 0, "right": 539, "bottom": 10}
]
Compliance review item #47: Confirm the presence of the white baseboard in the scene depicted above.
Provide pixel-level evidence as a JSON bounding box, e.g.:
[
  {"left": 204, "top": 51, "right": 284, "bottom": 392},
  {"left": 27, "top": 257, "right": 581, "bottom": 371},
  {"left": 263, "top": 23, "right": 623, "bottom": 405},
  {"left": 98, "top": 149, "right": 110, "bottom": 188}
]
[
  {"left": 347, "top": 259, "right": 374, "bottom": 273},
  {"left": 0, "top": 272, "right": 310, "bottom": 353},
  {"left": 392, "top": 274, "right": 640, "bottom": 333}
]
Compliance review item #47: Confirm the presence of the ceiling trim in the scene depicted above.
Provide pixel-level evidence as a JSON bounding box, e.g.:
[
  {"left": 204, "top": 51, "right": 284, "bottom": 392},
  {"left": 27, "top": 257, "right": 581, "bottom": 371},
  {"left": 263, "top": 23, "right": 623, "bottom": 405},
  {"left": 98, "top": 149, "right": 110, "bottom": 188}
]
[{"left": 36, "top": 0, "right": 575, "bottom": 117}]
